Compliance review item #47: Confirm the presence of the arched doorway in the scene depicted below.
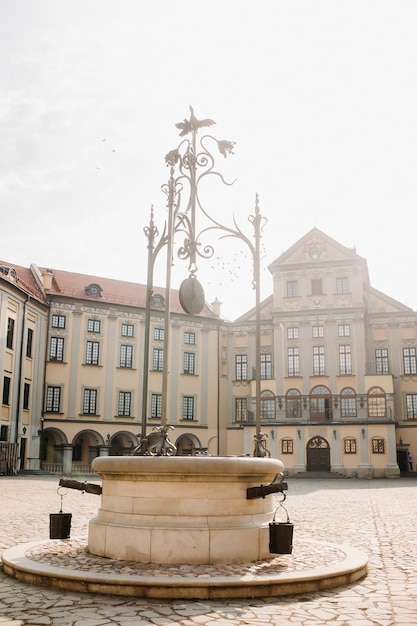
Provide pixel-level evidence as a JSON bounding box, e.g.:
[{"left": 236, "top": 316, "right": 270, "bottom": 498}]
[
  {"left": 307, "top": 436, "right": 330, "bottom": 472},
  {"left": 176, "top": 434, "right": 203, "bottom": 456}
]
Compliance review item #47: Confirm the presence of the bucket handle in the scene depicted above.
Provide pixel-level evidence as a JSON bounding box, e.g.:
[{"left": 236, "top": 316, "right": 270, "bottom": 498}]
[{"left": 272, "top": 492, "right": 291, "bottom": 524}]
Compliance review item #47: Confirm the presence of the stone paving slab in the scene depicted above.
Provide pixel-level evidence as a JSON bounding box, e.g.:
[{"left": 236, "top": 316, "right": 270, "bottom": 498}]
[{"left": 1, "top": 475, "right": 417, "bottom": 624}]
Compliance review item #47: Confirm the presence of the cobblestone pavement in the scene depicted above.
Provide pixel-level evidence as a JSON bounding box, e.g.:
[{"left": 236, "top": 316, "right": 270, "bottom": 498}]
[{"left": 1, "top": 475, "right": 417, "bottom": 626}]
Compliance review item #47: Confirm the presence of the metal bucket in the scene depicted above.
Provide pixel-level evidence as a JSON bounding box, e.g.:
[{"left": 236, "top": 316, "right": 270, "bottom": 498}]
[
  {"left": 269, "top": 521, "right": 293, "bottom": 554},
  {"left": 49, "top": 513, "right": 72, "bottom": 539}
]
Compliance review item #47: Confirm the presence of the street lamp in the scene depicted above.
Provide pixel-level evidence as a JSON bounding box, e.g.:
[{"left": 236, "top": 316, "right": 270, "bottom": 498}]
[{"left": 137, "top": 107, "right": 268, "bottom": 457}]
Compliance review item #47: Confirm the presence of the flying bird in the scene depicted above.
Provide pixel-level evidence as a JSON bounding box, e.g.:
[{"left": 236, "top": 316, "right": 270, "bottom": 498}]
[{"left": 175, "top": 106, "right": 215, "bottom": 136}]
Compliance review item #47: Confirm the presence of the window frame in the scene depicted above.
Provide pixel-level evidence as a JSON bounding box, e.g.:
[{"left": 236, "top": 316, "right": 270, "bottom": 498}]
[
  {"left": 313, "top": 346, "right": 326, "bottom": 375},
  {"left": 118, "top": 391, "right": 132, "bottom": 417},
  {"left": 339, "top": 344, "right": 352, "bottom": 375},
  {"left": 153, "top": 327, "right": 165, "bottom": 341},
  {"left": 120, "top": 344, "right": 133, "bottom": 368},
  {"left": 260, "top": 353, "right": 272, "bottom": 379},
  {"left": 182, "top": 396, "right": 195, "bottom": 421},
  {"left": 281, "top": 439, "right": 294, "bottom": 454},
  {"left": 371, "top": 437, "right": 385, "bottom": 454},
  {"left": 235, "top": 354, "right": 248, "bottom": 381},
  {"left": 235, "top": 397, "right": 248, "bottom": 422},
  {"left": 152, "top": 348, "right": 164, "bottom": 371},
  {"left": 83, "top": 388, "right": 97, "bottom": 415},
  {"left": 336, "top": 277, "right": 349, "bottom": 294},
  {"left": 49, "top": 336, "right": 64, "bottom": 362},
  {"left": 85, "top": 340, "right": 100, "bottom": 366},
  {"left": 121, "top": 323, "right": 134, "bottom": 338},
  {"left": 45, "top": 386, "right": 61, "bottom": 413},
  {"left": 286, "top": 281, "right": 298, "bottom": 297},
  {"left": 184, "top": 331, "right": 196, "bottom": 345},
  {"left": 26, "top": 328, "right": 33, "bottom": 358},
  {"left": 151, "top": 393, "right": 162, "bottom": 419},
  {"left": 51, "top": 314, "right": 66, "bottom": 329},
  {"left": 6, "top": 317, "right": 14, "bottom": 350},
  {"left": 87, "top": 318, "right": 101, "bottom": 333},
  {"left": 343, "top": 438, "right": 357, "bottom": 454},
  {"left": 288, "top": 347, "right": 300, "bottom": 377},
  {"left": 183, "top": 351, "right": 196, "bottom": 375},
  {"left": 375, "top": 349, "right": 389, "bottom": 375},
  {"left": 403, "top": 347, "right": 417, "bottom": 375}
]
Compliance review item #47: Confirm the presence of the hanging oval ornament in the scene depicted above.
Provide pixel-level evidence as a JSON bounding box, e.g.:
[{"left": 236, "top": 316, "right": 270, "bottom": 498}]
[{"left": 179, "top": 277, "right": 205, "bottom": 315}]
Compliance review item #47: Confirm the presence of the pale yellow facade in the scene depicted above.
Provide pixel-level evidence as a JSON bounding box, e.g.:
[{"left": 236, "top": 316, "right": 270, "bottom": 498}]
[{"left": 1, "top": 228, "right": 417, "bottom": 478}]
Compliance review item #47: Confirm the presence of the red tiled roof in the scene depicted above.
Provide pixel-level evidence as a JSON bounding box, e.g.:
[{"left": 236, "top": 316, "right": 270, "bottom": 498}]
[
  {"left": 39, "top": 267, "right": 218, "bottom": 318},
  {"left": 0, "top": 260, "right": 46, "bottom": 304}
]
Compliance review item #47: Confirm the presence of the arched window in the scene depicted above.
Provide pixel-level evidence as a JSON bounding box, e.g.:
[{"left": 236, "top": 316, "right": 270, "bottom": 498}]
[
  {"left": 261, "top": 390, "right": 276, "bottom": 422},
  {"left": 286, "top": 389, "right": 301, "bottom": 418},
  {"left": 310, "top": 385, "right": 332, "bottom": 422},
  {"left": 341, "top": 387, "right": 357, "bottom": 417},
  {"left": 368, "top": 387, "right": 386, "bottom": 418}
]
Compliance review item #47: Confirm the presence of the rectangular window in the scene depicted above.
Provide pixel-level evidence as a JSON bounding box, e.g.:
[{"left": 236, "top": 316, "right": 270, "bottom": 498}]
[
  {"left": 50, "top": 337, "right": 64, "bottom": 361},
  {"left": 151, "top": 393, "right": 162, "bottom": 418},
  {"left": 406, "top": 394, "right": 417, "bottom": 419},
  {"left": 338, "top": 324, "right": 350, "bottom": 337},
  {"left": 23, "top": 383, "right": 30, "bottom": 410},
  {"left": 2, "top": 376, "right": 11, "bottom": 405},
  {"left": 51, "top": 314, "right": 66, "bottom": 329},
  {"left": 182, "top": 396, "right": 195, "bottom": 420},
  {"left": 288, "top": 347, "right": 300, "bottom": 376},
  {"left": 120, "top": 345, "right": 133, "bottom": 368},
  {"left": 372, "top": 438, "right": 385, "bottom": 454},
  {"left": 260, "top": 353, "right": 272, "bottom": 379},
  {"left": 86, "top": 341, "right": 100, "bottom": 365},
  {"left": 45, "top": 386, "right": 61, "bottom": 413},
  {"left": 184, "top": 331, "right": 196, "bottom": 344},
  {"left": 26, "top": 328, "right": 33, "bottom": 358},
  {"left": 152, "top": 348, "right": 164, "bottom": 371},
  {"left": 344, "top": 438, "right": 357, "bottom": 454},
  {"left": 0, "top": 425, "right": 8, "bottom": 441},
  {"left": 313, "top": 346, "right": 326, "bottom": 375},
  {"left": 83, "top": 389, "right": 97, "bottom": 415},
  {"left": 235, "top": 398, "right": 248, "bottom": 422},
  {"left": 287, "top": 327, "right": 299, "bottom": 340},
  {"left": 6, "top": 318, "right": 14, "bottom": 349},
  {"left": 235, "top": 354, "right": 247, "bottom": 380},
  {"left": 311, "top": 279, "right": 322, "bottom": 295},
  {"left": 312, "top": 325, "right": 324, "bottom": 338},
  {"left": 336, "top": 277, "right": 349, "bottom": 293},
  {"left": 375, "top": 349, "right": 389, "bottom": 375},
  {"left": 87, "top": 319, "right": 101, "bottom": 333},
  {"left": 118, "top": 391, "right": 131, "bottom": 416},
  {"left": 281, "top": 439, "right": 294, "bottom": 454},
  {"left": 183, "top": 352, "right": 196, "bottom": 374},
  {"left": 121, "top": 323, "right": 134, "bottom": 337},
  {"left": 153, "top": 327, "right": 165, "bottom": 341},
  {"left": 286, "top": 281, "right": 298, "bottom": 297},
  {"left": 403, "top": 348, "right": 417, "bottom": 375},
  {"left": 339, "top": 345, "right": 352, "bottom": 375}
]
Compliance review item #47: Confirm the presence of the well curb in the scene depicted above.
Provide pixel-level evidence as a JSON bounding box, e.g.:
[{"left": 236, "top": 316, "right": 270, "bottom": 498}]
[{"left": 1, "top": 538, "right": 368, "bottom": 600}]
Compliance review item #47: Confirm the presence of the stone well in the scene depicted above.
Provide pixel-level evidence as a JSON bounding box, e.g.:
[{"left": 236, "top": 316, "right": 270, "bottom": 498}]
[{"left": 88, "top": 455, "right": 284, "bottom": 564}]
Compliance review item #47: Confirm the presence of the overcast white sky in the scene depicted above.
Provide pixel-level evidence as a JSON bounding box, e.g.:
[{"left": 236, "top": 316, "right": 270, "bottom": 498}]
[{"left": 1, "top": 0, "right": 416, "bottom": 320}]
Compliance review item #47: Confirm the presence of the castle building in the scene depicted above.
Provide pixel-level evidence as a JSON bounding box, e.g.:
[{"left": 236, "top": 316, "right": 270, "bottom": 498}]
[{"left": 1, "top": 228, "right": 416, "bottom": 477}]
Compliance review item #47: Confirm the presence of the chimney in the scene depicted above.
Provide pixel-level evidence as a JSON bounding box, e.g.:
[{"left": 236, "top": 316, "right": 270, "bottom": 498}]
[
  {"left": 211, "top": 298, "right": 221, "bottom": 317},
  {"left": 42, "top": 269, "right": 53, "bottom": 290}
]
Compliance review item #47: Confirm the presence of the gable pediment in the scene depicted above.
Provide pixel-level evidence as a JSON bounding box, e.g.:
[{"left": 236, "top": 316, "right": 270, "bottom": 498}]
[{"left": 269, "top": 228, "right": 361, "bottom": 270}]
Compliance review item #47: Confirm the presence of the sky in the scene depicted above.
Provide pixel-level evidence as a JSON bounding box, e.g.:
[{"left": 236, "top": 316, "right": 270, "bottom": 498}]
[{"left": 0, "top": 0, "right": 416, "bottom": 320}]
